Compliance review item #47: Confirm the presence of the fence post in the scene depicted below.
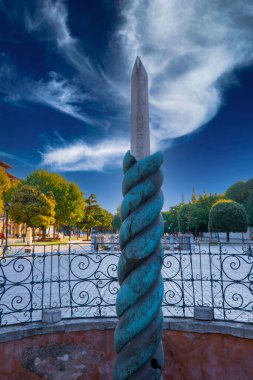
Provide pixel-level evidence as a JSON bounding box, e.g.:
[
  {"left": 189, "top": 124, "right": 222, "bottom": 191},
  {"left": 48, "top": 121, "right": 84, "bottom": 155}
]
[
  {"left": 170, "top": 234, "right": 174, "bottom": 253},
  {"left": 111, "top": 235, "right": 115, "bottom": 252},
  {"left": 90, "top": 234, "right": 95, "bottom": 253}
]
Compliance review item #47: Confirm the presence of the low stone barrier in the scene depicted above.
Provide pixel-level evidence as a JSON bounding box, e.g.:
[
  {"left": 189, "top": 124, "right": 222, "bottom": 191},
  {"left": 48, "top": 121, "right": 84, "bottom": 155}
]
[{"left": 0, "top": 318, "right": 253, "bottom": 379}]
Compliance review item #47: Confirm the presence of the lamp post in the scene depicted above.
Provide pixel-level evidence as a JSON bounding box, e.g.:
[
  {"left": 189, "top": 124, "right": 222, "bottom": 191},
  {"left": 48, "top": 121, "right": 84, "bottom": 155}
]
[{"left": 4, "top": 202, "right": 10, "bottom": 254}]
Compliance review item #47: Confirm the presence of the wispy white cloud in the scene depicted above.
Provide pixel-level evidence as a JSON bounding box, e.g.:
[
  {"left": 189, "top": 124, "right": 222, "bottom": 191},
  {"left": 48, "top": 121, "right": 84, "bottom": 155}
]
[
  {"left": 42, "top": 0, "right": 253, "bottom": 171},
  {"left": 1, "top": 0, "right": 122, "bottom": 137},
  {"left": 27, "top": 72, "right": 99, "bottom": 125},
  {"left": 41, "top": 138, "right": 129, "bottom": 172},
  {"left": 0, "top": 66, "right": 100, "bottom": 126},
  {"left": 26, "top": 0, "right": 74, "bottom": 47},
  {"left": 0, "top": 151, "right": 35, "bottom": 168},
  {"left": 0, "top": 151, "right": 19, "bottom": 160},
  {"left": 2, "top": 0, "right": 253, "bottom": 172},
  {"left": 25, "top": 0, "right": 95, "bottom": 78},
  {"left": 118, "top": 0, "right": 253, "bottom": 145}
]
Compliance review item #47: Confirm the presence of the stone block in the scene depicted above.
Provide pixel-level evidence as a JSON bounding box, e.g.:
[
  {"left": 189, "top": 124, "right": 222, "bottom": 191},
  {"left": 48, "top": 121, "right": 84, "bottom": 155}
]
[
  {"left": 194, "top": 306, "right": 214, "bottom": 321},
  {"left": 42, "top": 308, "right": 61, "bottom": 323}
]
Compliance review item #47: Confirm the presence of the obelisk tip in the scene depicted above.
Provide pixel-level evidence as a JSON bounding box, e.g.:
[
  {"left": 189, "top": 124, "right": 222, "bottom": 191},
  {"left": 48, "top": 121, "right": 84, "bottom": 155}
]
[
  {"left": 135, "top": 56, "right": 141, "bottom": 67},
  {"left": 132, "top": 56, "right": 147, "bottom": 76}
]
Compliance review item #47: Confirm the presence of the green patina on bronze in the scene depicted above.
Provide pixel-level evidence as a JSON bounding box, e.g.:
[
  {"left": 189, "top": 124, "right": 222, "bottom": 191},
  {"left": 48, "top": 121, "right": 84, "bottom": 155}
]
[{"left": 113, "top": 150, "right": 164, "bottom": 380}]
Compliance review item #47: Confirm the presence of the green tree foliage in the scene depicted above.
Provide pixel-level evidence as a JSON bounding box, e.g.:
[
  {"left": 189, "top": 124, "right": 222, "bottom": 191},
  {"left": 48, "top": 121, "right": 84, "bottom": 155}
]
[
  {"left": 177, "top": 193, "right": 224, "bottom": 235},
  {"left": 0, "top": 167, "right": 11, "bottom": 194},
  {"left": 178, "top": 203, "right": 197, "bottom": 234},
  {"left": 225, "top": 178, "right": 253, "bottom": 225},
  {"left": 192, "top": 192, "right": 224, "bottom": 233},
  {"left": 112, "top": 206, "right": 122, "bottom": 231},
  {"left": 26, "top": 170, "right": 68, "bottom": 224},
  {"left": 3, "top": 179, "right": 22, "bottom": 204},
  {"left": 209, "top": 200, "right": 248, "bottom": 242},
  {"left": 61, "top": 182, "right": 85, "bottom": 229},
  {"left": 9, "top": 185, "right": 55, "bottom": 236},
  {"left": 244, "top": 178, "right": 253, "bottom": 195},
  {"left": 162, "top": 205, "right": 181, "bottom": 234},
  {"left": 25, "top": 170, "right": 85, "bottom": 229},
  {"left": 0, "top": 167, "right": 11, "bottom": 212},
  {"left": 96, "top": 207, "right": 113, "bottom": 232},
  {"left": 81, "top": 194, "right": 112, "bottom": 238},
  {"left": 246, "top": 191, "right": 253, "bottom": 227},
  {"left": 82, "top": 194, "right": 101, "bottom": 239},
  {"left": 225, "top": 181, "right": 248, "bottom": 204}
]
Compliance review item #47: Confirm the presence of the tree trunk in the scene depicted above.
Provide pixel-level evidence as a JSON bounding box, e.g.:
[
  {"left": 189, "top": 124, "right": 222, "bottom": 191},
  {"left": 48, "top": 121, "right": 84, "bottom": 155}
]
[
  {"left": 1, "top": 218, "right": 5, "bottom": 245},
  {"left": 42, "top": 227, "right": 46, "bottom": 241},
  {"left": 23, "top": 225, "right": 27, "bottom": 243},
  {"left": 226, "top": 232, "right": 230, "bottom": 242}
]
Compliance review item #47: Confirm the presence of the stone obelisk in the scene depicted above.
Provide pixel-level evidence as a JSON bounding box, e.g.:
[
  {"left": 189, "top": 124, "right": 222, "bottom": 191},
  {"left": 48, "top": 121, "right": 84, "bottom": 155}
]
[
  {"left": 131, "top": 56, "right": 150, "bottom": 160},
  {"left": 113, "top": 57, "right": 164, "bottom": 380}
]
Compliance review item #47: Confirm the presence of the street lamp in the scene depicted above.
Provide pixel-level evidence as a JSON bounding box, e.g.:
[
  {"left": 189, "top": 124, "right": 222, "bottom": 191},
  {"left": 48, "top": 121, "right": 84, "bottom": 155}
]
[{"left": 4, "top": 202, "right": 10, "bottom": 254}]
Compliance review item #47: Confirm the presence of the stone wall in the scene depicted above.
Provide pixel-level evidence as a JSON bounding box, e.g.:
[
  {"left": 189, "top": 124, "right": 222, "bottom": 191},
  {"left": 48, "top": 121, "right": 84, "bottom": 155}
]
[
  {"left": 165, "top": 330, "right": 253, "bottom": 380},
  {"left": 0, "top": 318, "right": 253, "bottom": 379}
]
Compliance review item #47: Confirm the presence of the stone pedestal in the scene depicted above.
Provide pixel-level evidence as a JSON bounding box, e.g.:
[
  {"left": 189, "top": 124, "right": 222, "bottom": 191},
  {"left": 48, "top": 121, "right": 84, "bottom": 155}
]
[
  {"left": 42, "top": 308, "right": 62, "bottom": 324},
  {"left": 26, "top": 227, "right": 33, "bottom": 245},
  {"left": 194, "top": 306, "right": 214, "bottom": 321},
  {"left": 25, "top": 227, "right": 33, "bottom": 253}
]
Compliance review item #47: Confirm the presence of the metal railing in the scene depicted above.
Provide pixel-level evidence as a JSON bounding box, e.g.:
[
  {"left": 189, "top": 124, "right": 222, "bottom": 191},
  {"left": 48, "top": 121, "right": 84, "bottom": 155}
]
[{"left": 0, "top": 242, "right": 253, "bottom": 326}]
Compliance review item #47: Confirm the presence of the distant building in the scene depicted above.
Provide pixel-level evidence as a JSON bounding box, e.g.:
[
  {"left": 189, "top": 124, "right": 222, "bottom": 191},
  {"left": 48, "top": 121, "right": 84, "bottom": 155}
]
[{"left": 0, "top": 161, "right": 19, "bottom": 182}]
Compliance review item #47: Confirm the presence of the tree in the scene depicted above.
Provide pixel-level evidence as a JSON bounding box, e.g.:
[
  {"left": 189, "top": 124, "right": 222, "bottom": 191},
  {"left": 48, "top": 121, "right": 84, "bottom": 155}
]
[
  {"left": 225, "top": 178, "right": 253, "bottom": 224},
  {"left": 162, "top": 205, "right": 181, "bottom": 234},
  {"left": 225, "top": 181, "right": 248, "bottom": 205},
  {"left": 61, "top": 182, "right": 86, "bottom": 238},
  {"left": 96, "top": 207, "right": 113, "bottom": 232},
  {"left": 178, "top": 203, "right": 196, "bottom": 234},
  {"left": 112, "top": 206, "right": 122, "bottom": 231},
  {"left": 177, "top": 193, "right": 224, "bottom": 236},
  {"left": 3, "top": 179, "right": 22, "bottom": 204},
  {"left": 0, "top": 167, "right": 11, "bottom": 212},
  {"left": 9, "top": 185, "right": 55, "bottom": 239},
  {"left": 244, "top": 178, "right": 253, "bottom": 196},
  {"left": 25, "top": 170, "right": 85, "bottom": 233},
  {"left": 209, "top": 200, "right": 248, "bottom": 242},
  {"left": 192, "top": 192, "right": 224, "bottom": 233},
  {"left": 81, "top": 194, "right": 101, "bottom": 239},
  {"left": 81, "top": 194, "right": 112, "bottom": 238},
  {"left": 246, "top": 190, "right": 253, "bottom": 227}
]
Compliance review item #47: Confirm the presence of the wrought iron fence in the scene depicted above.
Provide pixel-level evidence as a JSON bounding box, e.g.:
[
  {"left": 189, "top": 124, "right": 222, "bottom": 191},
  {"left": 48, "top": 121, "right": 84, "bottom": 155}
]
[
  {"left": 0, "top": 242, "right": 253, "bottom": 326},
  {"left": 162, "top": 242, "right": 253, "bottom": 322}
]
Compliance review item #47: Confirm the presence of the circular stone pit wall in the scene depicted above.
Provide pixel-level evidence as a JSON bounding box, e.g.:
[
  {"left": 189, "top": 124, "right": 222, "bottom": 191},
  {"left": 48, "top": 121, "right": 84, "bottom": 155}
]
[{"left": 0, "top": 318, "right": 253, "bottom": 379}]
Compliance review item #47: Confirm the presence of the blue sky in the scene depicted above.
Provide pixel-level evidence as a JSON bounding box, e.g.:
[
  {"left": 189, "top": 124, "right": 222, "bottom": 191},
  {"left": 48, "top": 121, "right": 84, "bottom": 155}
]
[{"left": 0, "top": 0, "right": 253, "bottom": 212}]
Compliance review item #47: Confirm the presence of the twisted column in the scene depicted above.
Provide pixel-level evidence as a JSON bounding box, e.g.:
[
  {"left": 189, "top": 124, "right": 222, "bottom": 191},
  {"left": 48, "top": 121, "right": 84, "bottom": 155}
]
[{"left": 113, "top": 150, "right": 164, "bottom": 380}]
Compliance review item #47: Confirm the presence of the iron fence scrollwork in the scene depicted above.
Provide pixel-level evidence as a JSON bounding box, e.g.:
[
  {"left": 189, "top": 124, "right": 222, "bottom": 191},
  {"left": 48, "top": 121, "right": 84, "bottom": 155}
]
[{"left": 0, "top": 242, "right": 253, "bottom": 325}]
